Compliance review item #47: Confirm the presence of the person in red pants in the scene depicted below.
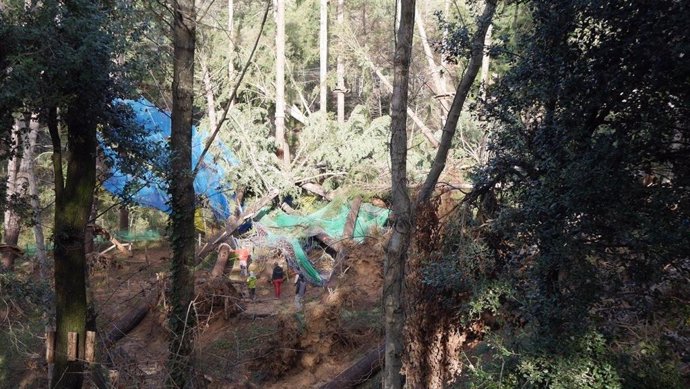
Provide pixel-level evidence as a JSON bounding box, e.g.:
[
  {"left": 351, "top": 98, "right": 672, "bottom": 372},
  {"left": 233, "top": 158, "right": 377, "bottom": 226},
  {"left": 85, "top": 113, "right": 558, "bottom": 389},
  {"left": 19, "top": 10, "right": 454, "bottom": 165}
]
[{"left": 271, "top": 262, "right": 285, "bottom": 298}]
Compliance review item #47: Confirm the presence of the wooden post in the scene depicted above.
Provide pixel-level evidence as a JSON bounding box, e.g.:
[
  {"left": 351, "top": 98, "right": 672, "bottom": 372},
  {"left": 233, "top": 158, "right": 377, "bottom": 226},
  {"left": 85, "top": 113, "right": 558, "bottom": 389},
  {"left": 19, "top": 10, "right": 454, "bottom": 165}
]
[
  {"left": 342, "top": 197, "right": 362, "bottom": 239},
  {"left": 46, "top": 329, "right": 55, "bottom": 363},
  {"left": 67, "top": 332, "right": 78, "bottom": 361},
  {"left": 85, "top": 330, "right": 96, "bottom": 363}
]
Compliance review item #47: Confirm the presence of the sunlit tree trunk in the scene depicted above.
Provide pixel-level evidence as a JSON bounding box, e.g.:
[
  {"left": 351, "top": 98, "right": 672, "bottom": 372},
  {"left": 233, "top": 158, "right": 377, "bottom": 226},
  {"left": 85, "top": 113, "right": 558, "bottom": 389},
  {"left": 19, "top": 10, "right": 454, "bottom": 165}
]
[
  {"left": 228, "top": 0, "right": 234, "bottom": 80},
  {"left": 26, "top": 119, "right": 47, "bottom": 278},
  {"left": 418, "top": 1, "right": 496, "bottom": 203},
  {"left": 274, "top": 0, "right": 289, "bottom": 166},
  {"left": 167, "top": 0, "right": 198, "bottom": 386},
  {"left": 2, "top": 118, "right": 23, "bottom": 270},
  {"left": 336, "top": 0, "right": 345, "bottom": 123},
  {"left": 479, "top": 24, "right": 493, "bottom": 100},
  {"left": 319, "top": 0, "right": 328, "bottom": 113},
  {"left": 384, "top": 0, "right": 415, "bottom": 387}
]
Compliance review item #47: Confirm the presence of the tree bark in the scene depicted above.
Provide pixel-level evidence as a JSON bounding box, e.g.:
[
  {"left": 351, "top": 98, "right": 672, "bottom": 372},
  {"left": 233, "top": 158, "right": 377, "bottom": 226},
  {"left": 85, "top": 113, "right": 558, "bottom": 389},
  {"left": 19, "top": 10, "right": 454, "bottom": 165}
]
[
  {"left": 370, "top": 64, "right": 439, "bottom": 148},
  {"left": 479, "top": 24, "right": 493, "bottom": 101},
  {"left": 118, "top": 206, "right": 129, "bottom": 233},
  {"left": 227, "top": 0, "right": 234, "bottom": 81},
  {"left": 320, "top": 342, "right": 385, "bottom": 389},
  {"left": 336, "top": 0, "right": 345, "bottom": 124},
  {"left": 384, "top": 0, "right": 415, "bottom": 387},
  {"left": 416, "top": 8, "right": 450, "bottom": 114},
  {"left": 319, "top": 0, "right": 328, "bottom": 113},
  {"left": 167, "top": 0, "right": 198, "bottom": 387},
  {"left": 274, "top": 0, "right": 289, "bottom": 166},
  {"left": 26, "top": 118, "right": 47, "bottom": 278},
  {"left": 201, "top": 56, "right": 218, "bottom": 128},
  {"left": 417, "top": 0, "right": 497, "bottom": 204},
  {"left": 2, "top": 115, "right": 34, "bottom": 269},
  {"left": 50, "top": 99, "right": 98, "bottom": 388}
]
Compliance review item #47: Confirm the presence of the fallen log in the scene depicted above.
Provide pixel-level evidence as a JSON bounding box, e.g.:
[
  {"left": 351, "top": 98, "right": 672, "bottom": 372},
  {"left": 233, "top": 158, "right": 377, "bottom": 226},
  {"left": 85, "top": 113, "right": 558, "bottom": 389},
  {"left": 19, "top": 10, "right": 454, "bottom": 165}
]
[
  {"left": 342, "top": 196, "right": 362, "bottom": 239},
  {"left": 210, "top": 242, "right": 233, "bottom": 278},
  {"left": 104, "top": 290, "right": 159, "bottom": 346},
  {"left": 319, "top": 342, "right": 385, "bottom": 389},
  {"left": 196, "top": 189, "right": 279, "bottom": 261},
  {"left": 312, "top": 229, "right": 343, "bottom": 253},
  {"left": 300, "top": 182, "right": 334, "bottom": 201}
]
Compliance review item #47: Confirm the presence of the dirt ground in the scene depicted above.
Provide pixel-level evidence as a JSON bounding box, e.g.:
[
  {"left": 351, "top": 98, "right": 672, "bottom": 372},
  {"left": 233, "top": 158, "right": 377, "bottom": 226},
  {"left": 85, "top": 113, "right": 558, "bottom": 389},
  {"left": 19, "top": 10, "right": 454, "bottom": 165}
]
[{"left": 88, "top": 234, "right": 387, "bottom": 388}]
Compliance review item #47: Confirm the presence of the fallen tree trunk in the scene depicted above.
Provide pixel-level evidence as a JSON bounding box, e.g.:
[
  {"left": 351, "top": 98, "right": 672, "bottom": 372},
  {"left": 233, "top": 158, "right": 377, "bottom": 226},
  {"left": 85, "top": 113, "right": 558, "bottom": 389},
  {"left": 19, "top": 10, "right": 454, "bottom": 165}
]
[
  {"left": 300, "top": 182, "right": 334, "bottom": 201},
  {"left": 312, "top": 230, "right": 343, "bottom": 253},
  {"left": 210, "top": 243, "right": 233, "bottom": 278},
  {"left": 196, "top": 189, "right": 279, "bottom": 261},
  {"left": 104, "top": 290, "right": 159, "bottom": 346},
  {"left": 342, "top": 196, "right": 362, "bottom": 239},
  {"left": 319, "top": 342, "right": 385, "bottom": 389}
]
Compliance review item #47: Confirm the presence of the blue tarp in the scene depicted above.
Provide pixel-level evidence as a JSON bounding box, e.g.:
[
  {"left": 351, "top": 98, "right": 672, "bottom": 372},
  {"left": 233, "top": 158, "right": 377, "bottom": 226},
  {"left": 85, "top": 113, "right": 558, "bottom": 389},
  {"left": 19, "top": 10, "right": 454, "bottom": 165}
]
[{"left": 103, "top": 98, "right": 236, "bottom": 221}]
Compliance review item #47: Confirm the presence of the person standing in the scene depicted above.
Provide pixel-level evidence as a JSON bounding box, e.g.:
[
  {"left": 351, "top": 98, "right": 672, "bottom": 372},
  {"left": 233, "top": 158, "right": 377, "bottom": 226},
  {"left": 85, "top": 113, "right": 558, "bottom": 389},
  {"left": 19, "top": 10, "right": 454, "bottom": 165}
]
[
  {"left": 294, "top": 273, "right": 307, "bottom": 310},
  {"left": 272, "top": 262, "right": 285, "bottom": 298},
  {"left": 247, "top": 272, "right": 257, "bottom": 301}
]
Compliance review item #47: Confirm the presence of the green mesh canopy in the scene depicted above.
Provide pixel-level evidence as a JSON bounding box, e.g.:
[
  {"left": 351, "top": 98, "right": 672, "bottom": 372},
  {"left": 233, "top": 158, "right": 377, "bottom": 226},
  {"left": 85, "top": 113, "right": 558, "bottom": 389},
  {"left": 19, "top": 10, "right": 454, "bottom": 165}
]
[{"left": 254, "top": 200, "right": 389, "bottom": 285}]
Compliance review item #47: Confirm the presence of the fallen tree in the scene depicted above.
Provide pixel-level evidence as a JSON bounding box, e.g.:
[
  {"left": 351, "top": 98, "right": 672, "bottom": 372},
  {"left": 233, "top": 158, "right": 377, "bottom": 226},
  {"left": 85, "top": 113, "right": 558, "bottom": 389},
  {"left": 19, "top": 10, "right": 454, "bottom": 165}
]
[{"left": 319, "top": 342, "right": 385, "bottom": 389}]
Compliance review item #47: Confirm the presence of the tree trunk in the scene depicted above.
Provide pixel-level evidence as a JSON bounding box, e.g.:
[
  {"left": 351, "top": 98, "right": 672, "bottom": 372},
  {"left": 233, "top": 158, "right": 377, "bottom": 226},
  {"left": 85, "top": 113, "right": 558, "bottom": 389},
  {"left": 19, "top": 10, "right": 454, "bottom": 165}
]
[
  {"left": 274, "top": 0, "right": 289, "bottom": 166},
  {"left": 2, "top": 115, "right": 32, "bottom": 269},
  {"left": 416, "top": 7, "right": 450, "bottom": 115},
  {"left": 27, "top": 119, "right": 47, "bottom": 278},
  {"left": 336, "top": 0, "right": 345, "bottom": 124},
  {"left": 50, "top": 98, "right": 98, "bottom": 388},
  {"left": 368, "top": 62, "right": 439, "bottom": 148},
  {"left": 479, "top": 24, "right": 493, "bottom": 101},
  {"left": 417, "top": 1, "right": 497, "bottom": 204},
  {"left": 319, "top": 0, "right": 328, "bottom": 113},
  {"left": 201, "top": 56, "right": 218, "bottom": 128},
  {"left": 227, "top": 0, "right": 234, "bottom": 80},
  {"left": 320, "top": 342, "right": 385, "bottom": 389},
  {"left": 118, "top": 206, "right": 129, "bottom": 233},
  {"left": 384, "top": 0, "right": 415, "bottom": 388},
  {"left": 167, "top": 0, "right": 198, "bottom": 387}
]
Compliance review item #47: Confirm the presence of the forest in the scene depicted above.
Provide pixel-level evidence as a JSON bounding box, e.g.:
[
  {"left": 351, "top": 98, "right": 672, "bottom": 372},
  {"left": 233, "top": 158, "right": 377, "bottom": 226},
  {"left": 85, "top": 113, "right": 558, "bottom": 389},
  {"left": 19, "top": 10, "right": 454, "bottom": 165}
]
[{"left": 0, "top": 0, "right": 688, "bottom": 388}]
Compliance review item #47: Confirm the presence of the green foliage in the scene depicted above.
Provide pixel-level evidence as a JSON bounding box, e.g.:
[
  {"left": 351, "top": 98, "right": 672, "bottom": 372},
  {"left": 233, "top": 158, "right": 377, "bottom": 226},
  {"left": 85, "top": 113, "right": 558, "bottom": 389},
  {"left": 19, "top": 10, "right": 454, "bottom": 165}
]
[{"left": 452, "top": 0, "right": 690, "bottom": 387}]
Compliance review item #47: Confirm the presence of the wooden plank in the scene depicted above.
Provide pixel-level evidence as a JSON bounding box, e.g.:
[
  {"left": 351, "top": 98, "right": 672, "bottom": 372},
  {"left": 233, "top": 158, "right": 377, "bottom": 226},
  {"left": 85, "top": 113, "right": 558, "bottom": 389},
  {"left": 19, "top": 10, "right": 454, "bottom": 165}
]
[
  {"left": 342, "top": 197, "right": 362, "bottom": 239},
  {"left": 67, "top": 332, "right": 78, "bottom": 361},
  {"left": 45, "top": 329, "right": 55, "bottom": 363},
  {"left": 85, "top": 331, "right": 96, "bottom": 363}
]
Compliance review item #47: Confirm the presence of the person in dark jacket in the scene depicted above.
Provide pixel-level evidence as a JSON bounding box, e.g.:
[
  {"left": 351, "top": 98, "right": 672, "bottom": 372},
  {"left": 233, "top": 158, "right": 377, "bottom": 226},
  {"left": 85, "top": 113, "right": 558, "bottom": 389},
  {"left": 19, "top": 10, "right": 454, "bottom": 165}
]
[
  {"left": 271, "top": 262, "right": 285, "bottom": 298},
  {"left": 294, "top": 273, "right": 307, "bottom": 310}
]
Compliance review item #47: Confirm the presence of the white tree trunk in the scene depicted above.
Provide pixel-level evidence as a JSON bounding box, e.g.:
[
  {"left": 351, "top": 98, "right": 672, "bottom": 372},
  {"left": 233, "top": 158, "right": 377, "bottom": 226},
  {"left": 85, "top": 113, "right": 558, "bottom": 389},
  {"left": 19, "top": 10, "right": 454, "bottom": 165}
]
[
  {"left": 228, "top": 0, "right": 234, "bottom": 80},
  {"left": 3, "top": 115, "right": 34, "bottom": 269},
  {"left": 24, "top": 116, "right": 46, "bottom": 277},
  {"left": 479, "top": 24, "right": 493, "bottom": 101},
  {"left": 274, "top": 0, "right": 289, "bottom": 166},
  {"left": 336, "top": 0, "right": 345, "bottom": 123},
  {"left": 319, "top": 0, "right": 328, "bottom": 113},
  {"left": 201, "top": 57, "right": 218, "bottom": 128}
]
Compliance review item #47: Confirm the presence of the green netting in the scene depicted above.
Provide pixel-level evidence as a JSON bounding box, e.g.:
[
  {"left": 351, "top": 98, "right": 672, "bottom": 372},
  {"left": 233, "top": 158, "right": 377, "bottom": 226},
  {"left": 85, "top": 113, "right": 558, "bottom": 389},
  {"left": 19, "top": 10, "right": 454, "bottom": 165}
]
[
  {"left": 254, "top": 200, "right": 390, "bottom": 285},
  {"left": 113, "top": 230, "right": 162, "bottom": 242},
  {"left": 259, "top": 201, "right": 389, "bottom": 242}
]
